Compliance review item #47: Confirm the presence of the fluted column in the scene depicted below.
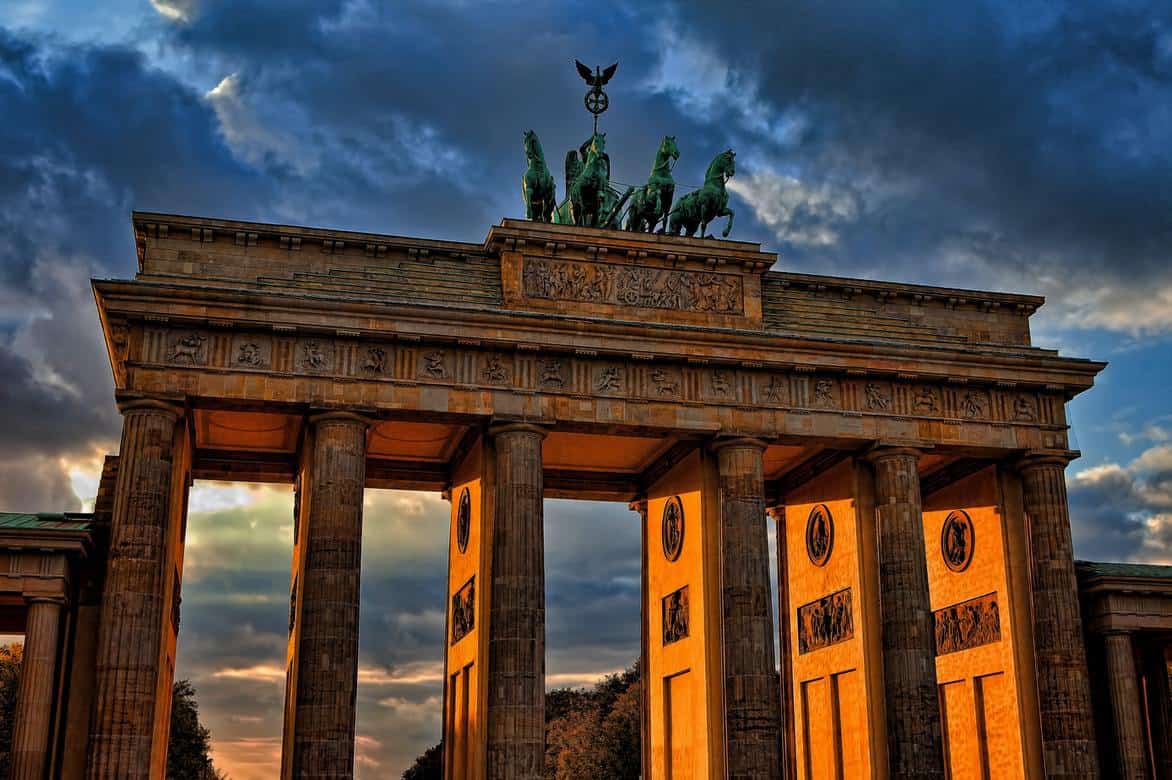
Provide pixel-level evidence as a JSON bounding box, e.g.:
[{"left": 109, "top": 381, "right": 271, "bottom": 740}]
[
  {"left": 713, "top": 437, "right": 781, "bottom": 778},
  {"left": 287, "top": 412, "right": 369, "bottom": 777},
  {"left": 11, "top": 596, "right": 65, "bottom": 780},
  {"left": 1018, "top": 454, "right": 1100, "bottom": 777},
  {"left": 866, "top": 446, "right": 945, "bottom": 778},
  {"left": 486, "top": 423, "right": 546, "bottom": 780},
  {"left": 629, "top": 497, "right": 651, "bottom": 780},
  {"left": 1104, "top": 632, "right": 1147, "bottom": 779},
  {"left": 767, "top": 505, "right": 797, "bottom": 780},
  {"left": 87, "top": 400, "right": 184, "bottom": 778}
]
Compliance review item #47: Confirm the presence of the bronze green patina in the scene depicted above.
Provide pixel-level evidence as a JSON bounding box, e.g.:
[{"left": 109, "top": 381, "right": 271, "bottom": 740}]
[
  {"left": 522, "top": 58, "right": 737, "bottom": 237},
  {"left": 624, "top": 135, "right": 679, "bottom": 233},
  {"left": 556, "top": 133, "right": 633, "bottom": 229},
  {"left": 668, "top": 148, "right": 736, "bottom": 238},
  {"left": 522, "top": 130, "right": 557, "bottom": 223}
]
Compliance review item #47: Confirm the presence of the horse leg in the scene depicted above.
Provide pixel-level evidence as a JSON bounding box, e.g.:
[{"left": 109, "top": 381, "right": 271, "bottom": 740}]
[{"left": 721, "top": 207, "right": 735, "bottom": 238}]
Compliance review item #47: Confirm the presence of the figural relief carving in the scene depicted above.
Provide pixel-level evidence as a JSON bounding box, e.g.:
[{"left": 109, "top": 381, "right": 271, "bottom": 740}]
[
  {"left": 451, "top": 577, "right": 475, "bottom": 645},
  {"left": 941, "top": 509, "right": 975, "bottom": 573},
  {"left": 539, "top": 358, "right": 565, "bottom": 388},
  {"left": 662, "top": 585, "right": 690, "bottom": 645},
  {"left": 805, "top": 504, "right": 834, "bottom": 567},
  {"left": 761, "top": 375, "right": 787, "bottom": 403},
  {"left": 362, "top": 346, "right": 388, "bottom": 374},
  {"left": 934, "top": 592, "right": 1001, "bottom": 655},
  {"left": 456, "top": 487, "right": 471, "bottom": 554},
  {"left": 522, "top": 257, "right": 743, "bottom": 314},
  {"left": 711, "top": 370, "right": 733, "bottom": 397},
  {"left": 299, "top": 340, "right": 332, "bottom": 371},
  {"left": 237, "top": 342, "right": 264, "bottom": 367},
  {"left": 914, "top": 386, "right": 939, "bottom": 413},
  {"left": 797, "top": 588, "right": 854, "bottom": 654},
  {"left": 814, "top": 379, "right": 836, "bottom": 407},
  {"left": 595, "top": 365, "right": 622, "bottom": 393},
  {"left": 661, "top": 496, "right": 684, "bottom": 562},
  {"left": 420, "top": 351, "right": 448, "bottom": 379},
  {"left": 481, "top": 354, "right": 511, "bottom": 384},
  {"left": 1014, "top": 394, "right": 1036, "bottom": 421},
  {"left": 960, "top": 390, "right": 987, "bottom": 418},
  {"left": 168, "top": 332, "right": 207, "bottom": 364},
  {"left": 650, "top": 367, "right": 680, "bottom": 397},
  {"left": 865, "top": 382, "right": 892, "bottom": 410}
]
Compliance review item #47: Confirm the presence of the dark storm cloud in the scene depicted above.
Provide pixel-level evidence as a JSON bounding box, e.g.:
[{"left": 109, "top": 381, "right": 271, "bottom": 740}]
[
  {"left": 667, "top": 0, "right": 1172, "bottom": 298},
  {"left": 1068, "top": 447, "right": 1172, "bottom": 563}
]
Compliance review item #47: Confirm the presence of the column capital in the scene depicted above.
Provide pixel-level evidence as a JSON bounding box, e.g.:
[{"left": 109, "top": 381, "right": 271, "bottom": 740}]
[
  {"left": 863, "top": 444, "right": 923, "bottom": 465},
  {"left": 710, "top": 435, "right": 769, "bottom": 453},
  {"left": 1015, "top": 449, "right": 1081, "bottom": 473},
  {"left": 116, "top": 398, "right": 185, "bottom": 420},
  {"left": 25, "top": 595, "right": 67, "bottom": 607},
  {"left": 307, "top": 410, "right": 373, "bottom": 429},
  {"left": 628, "top": 497, "right": 648, "bottom": 516},
  {"left": 487, "top": 421, "right": 549, "bottom": 440},
  {"left": 765, "top": 504, "right": 785, "bottom": 521}
]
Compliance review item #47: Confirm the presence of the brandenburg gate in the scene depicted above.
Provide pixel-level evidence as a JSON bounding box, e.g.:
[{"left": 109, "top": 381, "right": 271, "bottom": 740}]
[{"left": 78, "top": 209, "right": 1105, "bottom": 778}]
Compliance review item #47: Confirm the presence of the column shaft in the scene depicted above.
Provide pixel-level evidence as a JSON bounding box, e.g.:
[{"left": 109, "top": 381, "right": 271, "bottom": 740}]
[
  {"left": 288, "top": 413, "right": 368, "bottom": 777},
  {"left": 630, "top": 498, "right": 651, "bottom": 780},
  {"left": 11, "top": 598, "right": 64, "bottom": 780},
  {"left": 768, "top": 506, "right": 797, "bottom": 780},
  {"left": 1019, "top": 456, "right": 1100, "bottom": 777},
  {"left": 868, "top": 447, "right": 945, "bottom": 778},
  {"left": 486, "top": 423, "right": 546, "bottom": 780},
  {"left": 87, "top": 401, "right": 183, "bottom": 779},
  {"left": 715, "top": 439, "right": 781, "bottom": 778},
  {"left": 1104, "top": 633, "right": 1147, "bottom": 779}
]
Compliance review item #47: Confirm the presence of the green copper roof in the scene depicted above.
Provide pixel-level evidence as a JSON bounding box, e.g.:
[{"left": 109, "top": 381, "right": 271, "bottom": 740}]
[
  {"left": 1076, "top": 560, "right": 1172, "bottom": 580},
  {"left": 0, "top": 512, "right": 94, "bottom": 532}
]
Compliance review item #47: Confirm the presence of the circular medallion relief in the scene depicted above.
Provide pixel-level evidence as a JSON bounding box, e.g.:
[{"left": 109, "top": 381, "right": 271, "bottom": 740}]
[
  {"left": 805, "top": 505, "right": 834, "bottom": 567},
  {"left": 941, "top": 510, "right": 975, "bottom": 572},
  {"left": 456, "top": 487, "right": 471, "bottom": 554},
  {"left": 661, "top": 496, "right": 685, "bottom": 562}
]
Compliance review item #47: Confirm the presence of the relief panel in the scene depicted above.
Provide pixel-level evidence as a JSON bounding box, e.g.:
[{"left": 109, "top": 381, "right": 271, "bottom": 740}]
[{"left": 797, "top": 588, "right": 854, "bottom": 654}]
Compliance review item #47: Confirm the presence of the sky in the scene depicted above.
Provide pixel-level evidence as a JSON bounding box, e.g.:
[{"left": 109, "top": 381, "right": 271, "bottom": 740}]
[{"left": 1, "top": 0, "right": 1171, "bottom": 775}]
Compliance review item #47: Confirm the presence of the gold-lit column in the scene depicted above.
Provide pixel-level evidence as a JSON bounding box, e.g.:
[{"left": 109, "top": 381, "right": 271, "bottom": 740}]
[
  {"left": 285, "top": 412, "right": 369, "bottom": 777},
  {"left": 629, "top": 497, "right": 651, "bottom": 780},
  {"left": 485, "top": 423, "right": 547, "bottom": 779},
  {"left": 767, "top": 505, "right": 797, "bottom": 780},
  {"left": 10, "top": 596, "right": 65, "bottom": 780},
  {"left": 87, "top": 400, "right": 185, "bottom": 779},
  {"left": 713, "top": 437, "right": 782, "bottom": 778},
  {"left": 1017, "top": 453, "right": 1101, "bottom": 776},
  {"left": 866, "top": 446, "right": 945, "bottom": 778},
  {"left": 1104, "top": 631, "right": 1147, "bottom": 779}
]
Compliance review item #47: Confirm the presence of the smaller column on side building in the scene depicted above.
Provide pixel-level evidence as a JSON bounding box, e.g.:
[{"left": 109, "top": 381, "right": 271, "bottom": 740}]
[
  {"left": 10, "top": 596, "right": 65, "bottom": 780},
  {"left": 87, "top": 399, "right": 186, "bottom": 779},
  {"left": 712, "top": 437, "right": 782, "bottom": 779},
  {"left": 865, "top": 446, "right": 945, "bottom": 779},
  {"left": 485, "top": 423, "right": 547, "bottom": 780},
  {"left": 1017, "top": 453, "right": 1100, "bottom": 777},
  {"left": 766, "top": 505, "right": 797, "bottom": 780},
  {"left": 1104, "top": 631, "right": 1147, "bottom": 780},
  {"left": 284, "top": 411, "right": 369, "bottom": 778}
]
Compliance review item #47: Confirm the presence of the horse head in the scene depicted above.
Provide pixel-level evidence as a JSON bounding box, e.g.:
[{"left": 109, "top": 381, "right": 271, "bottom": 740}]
[
  {"left": 660, "top": 135, "right": 680, "bottom": 164},
  {"left": 704, "top": 148, "right": 736, "bottom": 184},
  {"left": 523, "top": 130, "right": 543, "bottom": 163}
]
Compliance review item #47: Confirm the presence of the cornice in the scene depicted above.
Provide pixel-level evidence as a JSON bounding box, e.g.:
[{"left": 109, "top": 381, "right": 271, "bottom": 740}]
[{"left": 91, "top": 278, "right": 1105, "bottom": 393}]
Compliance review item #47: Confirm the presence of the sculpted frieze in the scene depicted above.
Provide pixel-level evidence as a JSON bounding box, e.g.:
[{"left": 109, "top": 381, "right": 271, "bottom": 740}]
[
  {"left": 797, "top": 588, "right": 853, "bottom": 654},
  {"left": 143, "top": 325, "right": 1064, "bottom": 433},
  {"left": 934, "top": 592, "right": 1000, "bottom": 655},
  {"left": 522, "top": 257, "right": 743, "bottom": 314}
]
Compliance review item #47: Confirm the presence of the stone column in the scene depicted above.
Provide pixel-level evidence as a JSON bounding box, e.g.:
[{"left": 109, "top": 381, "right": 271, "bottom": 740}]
[
  {"left": 629, "top": 498, "right": 651, "bottom": 780},
  {"left": 485, "top": 423, "right": 546, "bottom": 779},
  {"left": 1104, "top": 631, "right": 1147, "bottom": 779},
  {"left": 1017, "top": 454, "right": 1100, "bottom": 777},
  {"left": 11, "top": 596, "right": 65, "bottom": 780},
  {"left": 87, "top": 400, "right": 184, "bottom": 779},
  {"left": 287, "top": 412, "right": 369, "bottom": 777},
  {"left": 713, "top": 437, "right": 781, "bottom": 779},
  {"left": 866, "top": 446, "right": 945, "bottom": 778},
  {"left": 767, "top": 505, "right": 797, "bottom": 780}
]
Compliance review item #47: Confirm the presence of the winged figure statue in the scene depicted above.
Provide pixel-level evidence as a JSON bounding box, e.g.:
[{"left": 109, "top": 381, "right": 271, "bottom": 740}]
[{"left": 575, "top": 60, "right": 618, "bottom": 88}]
